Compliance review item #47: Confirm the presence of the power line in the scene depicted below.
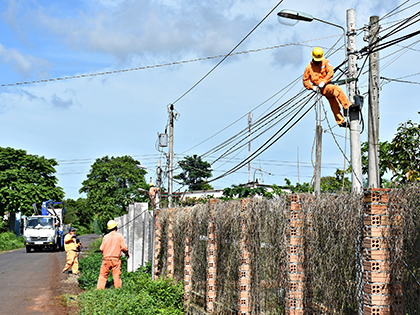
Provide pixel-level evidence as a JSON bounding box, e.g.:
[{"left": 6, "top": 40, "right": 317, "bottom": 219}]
[
  {"left": 380, "top": 76, "right": 420, "bottom": 85},
  {"left": 170, "top": 0, "right": 285, "bottom": 106}
]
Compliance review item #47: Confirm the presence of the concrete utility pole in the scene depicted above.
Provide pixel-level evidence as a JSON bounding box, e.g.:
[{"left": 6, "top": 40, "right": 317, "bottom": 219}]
[
  {"left": 368, "top": 16, "right": 380, "bottom": 188},
  {"left": 151, "top": 159, "right": 161, "bottom": 281},
  {"left": 314, "top": 94, "right": 322, "bottom": 195},
  {"left": 168, "top": 104, "right": 174, "bottom": 207},
  {"left": 248, "top": 113, "right": 253, "bottom": 183},
  {"left": 347, "top": 9, "right": 363, "bottom": 194}
]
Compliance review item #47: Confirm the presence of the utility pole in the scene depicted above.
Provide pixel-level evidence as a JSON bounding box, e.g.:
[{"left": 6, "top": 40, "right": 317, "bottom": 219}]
[
  {"left": 347, "top": 9, "right": 363, "bottom": 194},
  {"left": 168, "top": 104, "right": 174, "bottom": 207},
  {"left": 314, "top": 94, "right": 322, "bottom": 195},
  {"left": 151, "top": 159, "right": 161, "bottom": 281},
  {"left": 368, "top": 15, "right": 380, "bottom": 188},
  {"left": 248, "top": 113, "right": 253, "bottom": 183}
]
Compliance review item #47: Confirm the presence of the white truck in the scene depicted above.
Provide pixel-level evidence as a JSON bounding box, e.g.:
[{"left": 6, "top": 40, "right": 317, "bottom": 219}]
[{"left": 23, "top": 200, "right": 69, "bottom": 253}]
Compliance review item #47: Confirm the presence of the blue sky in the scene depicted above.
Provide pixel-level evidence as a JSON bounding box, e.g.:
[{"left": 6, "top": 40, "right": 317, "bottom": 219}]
[{"left": 1, "top": 0, "right": 419, "bottom": 199}]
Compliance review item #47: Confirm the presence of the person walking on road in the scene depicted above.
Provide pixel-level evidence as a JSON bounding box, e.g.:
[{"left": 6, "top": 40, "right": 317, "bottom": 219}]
[
  {"left": 303, "top": 47, "right": 351, "bottom": 127},
  {"left": 62, "top": 227, "right": 81, "bottom": 274},
  {"left": 96, "top": 220, "right": 130, "bottom": 290}
]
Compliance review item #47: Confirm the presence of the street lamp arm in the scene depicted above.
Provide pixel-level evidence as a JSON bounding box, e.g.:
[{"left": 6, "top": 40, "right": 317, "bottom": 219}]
[{"left": 312, "top": 17, "right": 345, "bottom": 33}]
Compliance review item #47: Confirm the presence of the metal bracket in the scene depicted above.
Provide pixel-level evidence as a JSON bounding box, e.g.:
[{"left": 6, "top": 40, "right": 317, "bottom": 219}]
[{"left": 350, "top": 94, "right": 364, "bottom": 111}]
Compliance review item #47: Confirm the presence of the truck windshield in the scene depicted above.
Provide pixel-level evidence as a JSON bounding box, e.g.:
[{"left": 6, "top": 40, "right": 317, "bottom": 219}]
[{"left": 27, "top": 218, "right": 54, "bottom": 229}]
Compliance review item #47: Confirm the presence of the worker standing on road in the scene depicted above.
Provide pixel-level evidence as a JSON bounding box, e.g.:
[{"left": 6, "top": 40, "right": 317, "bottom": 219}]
[
  {"left": 96, "top": 220, "right": 129, "bottom": 290},
  {"left": 303, "top": 47, "right": 351, "bottom": 127},
  {"left": 62, "top": 227, "right": 81, "bottom": 274}
]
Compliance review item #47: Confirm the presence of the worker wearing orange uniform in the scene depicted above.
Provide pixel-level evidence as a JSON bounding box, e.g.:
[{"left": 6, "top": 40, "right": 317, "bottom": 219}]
[
  {"left": 96, "top": 220, "right": 129, "bottom": 289},
  {"left": 303, "top": 47, "right": 351, "bottom": 127},
  {"left": 62, "top": 227, "right": 81, "bottom": 274},
  {"left": 149, "top": 182, "right": 160, "bottom": 208}
]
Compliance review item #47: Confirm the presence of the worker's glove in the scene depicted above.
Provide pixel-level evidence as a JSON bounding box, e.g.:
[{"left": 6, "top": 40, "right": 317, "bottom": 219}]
[
  {"left": 312, "top": 86, "right": 319, "bottom": 93},
  {"left": 318, "top": 81, "right": 325, "bottom": 89}
]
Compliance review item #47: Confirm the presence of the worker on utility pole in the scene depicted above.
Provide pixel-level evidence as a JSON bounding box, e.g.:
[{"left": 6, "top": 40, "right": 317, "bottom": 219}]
[
  {"left": 303, "top": 47, "right": 351, "bottom": 127},
  {"left": 149, "top": 181, "right": 160, "bottom": 208}
]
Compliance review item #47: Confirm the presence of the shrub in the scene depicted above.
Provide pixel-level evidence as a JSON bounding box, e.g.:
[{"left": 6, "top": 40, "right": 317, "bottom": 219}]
[{"left": 0, "top": 231, "right": 24, "bottom": 251}]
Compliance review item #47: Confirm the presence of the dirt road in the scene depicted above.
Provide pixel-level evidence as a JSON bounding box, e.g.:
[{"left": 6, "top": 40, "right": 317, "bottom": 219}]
[{"left": 0, "top": 234, "right": 99, "bottom": 315}]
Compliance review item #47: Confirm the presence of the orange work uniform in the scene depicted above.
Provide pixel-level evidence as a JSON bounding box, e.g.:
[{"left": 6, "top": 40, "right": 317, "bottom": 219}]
[
  {"left": 303, "top": 59, "right": 350, "bottom": 125},
  {"left": 149, "top": 186, "right": 159, "bottom": 207},
  {"left": 96, "top": 230, "right": 129, "bottom": 289},
  {"left": 62, "top": 233, "right": 80, "bottom": 274}
]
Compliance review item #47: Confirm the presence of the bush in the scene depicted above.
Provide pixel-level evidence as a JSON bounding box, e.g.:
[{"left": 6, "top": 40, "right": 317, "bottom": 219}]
[{"left": 0, "top": 231, "right": 25, "bottom": 251}]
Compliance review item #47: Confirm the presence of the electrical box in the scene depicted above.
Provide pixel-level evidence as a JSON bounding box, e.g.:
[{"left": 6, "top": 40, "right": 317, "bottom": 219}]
[{"left": 159, "top": 133, "right": 168, "bottom": 147}]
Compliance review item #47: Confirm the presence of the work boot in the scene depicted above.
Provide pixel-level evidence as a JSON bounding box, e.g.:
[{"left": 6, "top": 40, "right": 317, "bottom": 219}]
[
  {"left": 62, "top": 270, "right": 69, "bottom": 274},
  {"left": 339, "top": 121, "right": 349, "bottom": 128}
]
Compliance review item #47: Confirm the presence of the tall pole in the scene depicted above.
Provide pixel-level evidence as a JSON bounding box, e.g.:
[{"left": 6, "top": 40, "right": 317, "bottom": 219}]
[
  {"left": 368, "top": 16, "right": 380, "bottom": 188},
  {"left": 151, "top": 159, "right": 161, "bottom": 281},
  {"left": 248, "top": 113, "right": 252, "bottom": 183},
  {"left": 168, "top": 104, "right": 174, "bottom": 207},
  {"left": 314, "top": 94, "right": 322, "bottom": 195},
  {"left": 347, "top": 9, "right": 363, "bottom": 194}
]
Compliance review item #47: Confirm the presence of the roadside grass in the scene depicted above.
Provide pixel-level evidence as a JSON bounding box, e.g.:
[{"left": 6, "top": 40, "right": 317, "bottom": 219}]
[
  {"left": 76, "top": 237, "right": 184, "bottom": 315},
  {"left": 0, "top": 231, "right": 25, "bottom": 252}
]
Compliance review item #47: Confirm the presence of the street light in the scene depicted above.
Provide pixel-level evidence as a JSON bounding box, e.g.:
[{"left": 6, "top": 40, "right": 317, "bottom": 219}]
[{"left": 277, "top": 9, "right": 346, "bottom": 47}]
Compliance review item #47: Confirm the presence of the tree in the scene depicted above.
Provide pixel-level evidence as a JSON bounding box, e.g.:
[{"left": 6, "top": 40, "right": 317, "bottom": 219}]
[
  {"left": 63, "top": 198, "right": 94, "bottom": 231},
  {"left": 361, "top": 114, "right": 420, "bottom": 184},
  {"left": 0, "top": 147, "right": 64, "bottom": 217},
  {"left": 174, "top": 155, "right": 213, "bottom": 191},
  {"left": 79, "top": 155, "right": 148, "bottom": 221}
]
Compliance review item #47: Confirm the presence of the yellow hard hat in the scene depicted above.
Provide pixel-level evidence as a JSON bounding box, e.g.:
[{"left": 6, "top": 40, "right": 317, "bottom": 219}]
[
  {"left": 312, "top": 47, "right": 324, "bottom": 62},
  {"left": 107, "top": 220, "right": 118, "bottom": 230}
]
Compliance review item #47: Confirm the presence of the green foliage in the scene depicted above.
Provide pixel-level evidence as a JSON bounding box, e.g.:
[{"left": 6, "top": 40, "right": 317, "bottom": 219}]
[
  {"left": 64, "top": 198, "right": 94, "bottom": 234},
  {"left": 80, "top": 156, "right": 149, "bottom": 221},
  {"left": 361, "top": 114, "right": 420, "bottom": 185},
  {"left": 222, "top": 185, "right": 267, "bottom": 199},
  {"left": 0, "top": 231, "right": 24, "bottom": 251},
  {"left": 283, "top": 178, "right": 314, "bottom": 193},
  {"left": 174, "top": 154, "right": 213, "bottom": 191},
  {"left": 320, "top": 169, "right": 351, "bottom": 193},
  {"left": 77, "top": 237, "right": 183, "bottom": 315},
  {"left": 0, "top": 147, "right": 64, "bottom": 217}
]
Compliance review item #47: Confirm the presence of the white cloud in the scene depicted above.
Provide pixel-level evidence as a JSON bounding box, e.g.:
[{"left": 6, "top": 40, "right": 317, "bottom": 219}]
[{"left": 0, "top": 43, "right": 53, "bottom": 78}]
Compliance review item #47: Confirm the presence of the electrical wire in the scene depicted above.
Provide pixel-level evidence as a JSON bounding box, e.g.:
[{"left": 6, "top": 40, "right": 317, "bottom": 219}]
[{"left": 170, "top": 0, "right": 285, "bottom": 106}]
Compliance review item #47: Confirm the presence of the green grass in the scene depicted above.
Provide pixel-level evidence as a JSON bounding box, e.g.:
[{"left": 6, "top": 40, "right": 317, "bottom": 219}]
[
  {"left": 0, "top": 231, "right": 25, "bottom": 252},
  {"left": 77, "top": 238, "right": 184, "bottom": 315}
]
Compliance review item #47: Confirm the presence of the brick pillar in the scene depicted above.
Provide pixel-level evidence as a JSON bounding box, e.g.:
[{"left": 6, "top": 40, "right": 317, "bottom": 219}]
[
  {"left": 153, "top": 209, "right": 162, "bottom": 279},
  {"left": 167, "top": 208, "right": 174, "bottom": 278},
  {"left": 184, "top": 208, "right": 192, "bottom": 300},
  {"left": 363, "top": 188, "right": 403, "bottom": 315},
  {"left": 238, "top": 199, "right": 251, "bottom": 315},
  {"left": 286, "top": 194, "right": 311, "bottom": 315},
  {"left": 206, "top": 200, "right": 219, "bottom": 313}
]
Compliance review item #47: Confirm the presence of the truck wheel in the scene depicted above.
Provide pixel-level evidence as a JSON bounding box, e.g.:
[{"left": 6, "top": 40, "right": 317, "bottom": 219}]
[{"left": 26, "top": 246, "right": 31, "bottom": 253}]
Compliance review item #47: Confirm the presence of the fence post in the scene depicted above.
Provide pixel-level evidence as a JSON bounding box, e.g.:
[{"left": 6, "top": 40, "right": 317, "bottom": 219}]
[
  {"left": 286, "top": 194, "right": 312, "bottom": 314},
  {"left": 167, "top": 208, "right": 175, "bottom": 278},
  {"left": 206, "top": 199, "right": 219, "bottom": 313},
  {"left": 238, "top": 199, "right": 251, "bottom": 315},
  {"left": 184, "top": 208, "right": 192, "bottom": 300},
  {"left": 363, "top": 188, "right": 403, "bottom": 314},
  {"left": 153, "top": 209, "right": 162, "bottom": 279}
]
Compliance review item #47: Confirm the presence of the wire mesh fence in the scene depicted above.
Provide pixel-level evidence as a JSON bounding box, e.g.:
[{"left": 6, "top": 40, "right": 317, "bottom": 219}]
[{"left": 154, "top": 186, "right": 420, "bottom": 314}]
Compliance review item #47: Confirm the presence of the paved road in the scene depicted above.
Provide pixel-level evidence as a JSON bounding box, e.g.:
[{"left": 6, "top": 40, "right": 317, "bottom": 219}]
[{"left": 0, "top": 234, "right": 99, "bottom": 315}]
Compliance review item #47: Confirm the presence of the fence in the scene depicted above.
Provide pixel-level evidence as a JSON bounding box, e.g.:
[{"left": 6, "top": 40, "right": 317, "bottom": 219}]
[
  {"left": 114, "top": 202, "right": 153, "bottom": 272},
  {"left": 153, "top": 185, "right": 420, "bottom": 314}
]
